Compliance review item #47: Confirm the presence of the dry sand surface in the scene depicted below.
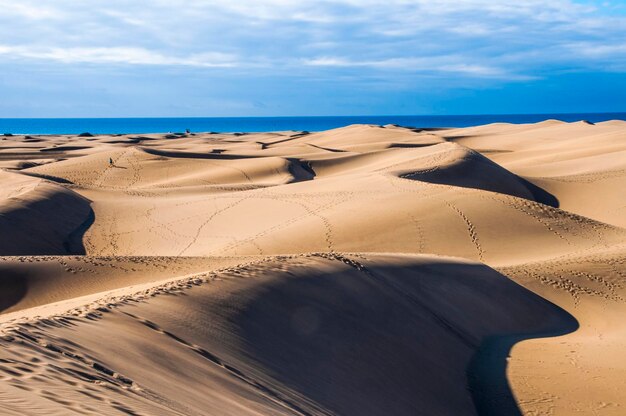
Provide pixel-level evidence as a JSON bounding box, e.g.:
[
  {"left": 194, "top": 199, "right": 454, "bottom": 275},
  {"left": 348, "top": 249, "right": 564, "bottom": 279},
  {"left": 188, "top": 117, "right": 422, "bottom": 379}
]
[{"left": 0, "top": 121, "right": 624, "bottom": 415}]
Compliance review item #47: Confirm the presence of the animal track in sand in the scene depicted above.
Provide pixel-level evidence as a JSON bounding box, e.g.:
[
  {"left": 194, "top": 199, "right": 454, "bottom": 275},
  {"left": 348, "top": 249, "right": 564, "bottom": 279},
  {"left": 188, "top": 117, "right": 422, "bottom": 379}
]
[
  {"left": 177, "top": 195, "right": 253, "bottom": 256},
  {"left": 210, "top": 193, "right": 353, "bottom": 256},
  {"left": 0, "top": 328, "right": 144, "bottom": 415},
  {"left": 499, "top": 256, "right": 626, "bottom": 306},
  {"left": 408, "top": 214, "right": 427, "bottom": 253},
  {"left": 538, "top": 168, "right": 626, "bottom": 184},
  {"left": 0, "top": 254, "right": 374, "bottom": 415},
  {"left": 445, "top": 202, "right": 485, "bottom": 261},
  {"left": 120, "top": 310, "right": 317, "bottom": 416}
]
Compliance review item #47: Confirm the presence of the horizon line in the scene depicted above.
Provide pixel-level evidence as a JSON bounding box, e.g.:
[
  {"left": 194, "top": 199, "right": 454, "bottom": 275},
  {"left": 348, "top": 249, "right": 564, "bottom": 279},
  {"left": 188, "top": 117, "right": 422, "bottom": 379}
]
[{"left": 1, "top": 111, "right": 626, "bottom": 120}]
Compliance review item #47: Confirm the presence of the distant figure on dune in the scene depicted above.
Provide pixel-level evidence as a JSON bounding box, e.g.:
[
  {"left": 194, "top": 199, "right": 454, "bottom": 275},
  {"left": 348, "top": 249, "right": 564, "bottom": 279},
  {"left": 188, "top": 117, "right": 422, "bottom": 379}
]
[{"left": 109, "top": 157, "right": 113, "bottom": 167}]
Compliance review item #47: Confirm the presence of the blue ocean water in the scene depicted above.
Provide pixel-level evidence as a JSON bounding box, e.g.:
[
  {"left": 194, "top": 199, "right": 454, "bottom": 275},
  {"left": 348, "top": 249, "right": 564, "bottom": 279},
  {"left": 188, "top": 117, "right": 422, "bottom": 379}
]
[{"left": 0, "top": 113, "right": 624, "bottom": 135}]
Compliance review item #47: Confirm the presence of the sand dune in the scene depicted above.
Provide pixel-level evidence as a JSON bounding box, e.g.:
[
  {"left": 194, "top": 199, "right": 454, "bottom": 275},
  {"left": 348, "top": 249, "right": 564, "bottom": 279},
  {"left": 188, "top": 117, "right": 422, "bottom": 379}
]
[
  {"left": 0, "top": 171, "right": 92, "bottom": 255},
  {"left": 439, "top": 121, "right": 626, "bottom": 226},
  {"left": 0, "top": 254, "right": 576, "bottom": 416},
  {"left": 0, "top": 121, "right": 625, "bottom": 415},
  {"left": 0, "top": 255, "right": 256, "bottom": 317}
]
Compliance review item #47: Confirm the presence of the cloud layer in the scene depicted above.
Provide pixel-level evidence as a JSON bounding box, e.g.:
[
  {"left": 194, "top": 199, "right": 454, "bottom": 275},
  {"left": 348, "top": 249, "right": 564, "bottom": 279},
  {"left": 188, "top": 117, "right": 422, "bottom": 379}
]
[{"left": 0, "top": 0, "right": 625, "bottom": 116}]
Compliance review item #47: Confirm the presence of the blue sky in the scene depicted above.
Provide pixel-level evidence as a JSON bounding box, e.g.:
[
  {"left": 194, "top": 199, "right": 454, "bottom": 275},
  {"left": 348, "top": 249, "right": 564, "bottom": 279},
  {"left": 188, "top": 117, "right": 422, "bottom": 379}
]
[{"left": 1, "top": 0, "right": 625, "bottom": 117}]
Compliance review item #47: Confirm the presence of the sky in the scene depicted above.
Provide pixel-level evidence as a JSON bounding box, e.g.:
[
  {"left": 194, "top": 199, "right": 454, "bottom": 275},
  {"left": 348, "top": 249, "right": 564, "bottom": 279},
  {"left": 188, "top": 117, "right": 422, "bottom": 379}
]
[{"left": 1, "top": 0, "right": 625, "bottom": 117}]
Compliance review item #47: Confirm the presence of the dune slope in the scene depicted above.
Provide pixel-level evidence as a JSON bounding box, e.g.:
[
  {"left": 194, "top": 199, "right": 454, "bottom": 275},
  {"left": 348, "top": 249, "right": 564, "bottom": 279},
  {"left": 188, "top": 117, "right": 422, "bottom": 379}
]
[
  {"left": 0, "top": 254, "right": 576, "bottom": 416},
  {"left": 0, "top": 171, "right": 92, "bottom": 255},
  {"left": 0, "top": 121, "right": 624, "bottom": 415}
]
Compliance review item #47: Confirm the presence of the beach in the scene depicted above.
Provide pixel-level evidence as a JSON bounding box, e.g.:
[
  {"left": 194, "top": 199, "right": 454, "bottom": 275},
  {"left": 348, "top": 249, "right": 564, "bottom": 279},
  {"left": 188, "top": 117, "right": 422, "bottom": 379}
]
[{"left": 0, "top": 120, "right": 625, "bottom": 415}]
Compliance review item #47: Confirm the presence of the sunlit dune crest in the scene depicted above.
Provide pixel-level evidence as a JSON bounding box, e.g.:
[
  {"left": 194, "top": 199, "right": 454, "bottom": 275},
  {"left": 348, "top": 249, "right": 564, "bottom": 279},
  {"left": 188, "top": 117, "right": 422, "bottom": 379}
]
[{"left": 0, "top": 122, "right": 625, "bottom": 415}]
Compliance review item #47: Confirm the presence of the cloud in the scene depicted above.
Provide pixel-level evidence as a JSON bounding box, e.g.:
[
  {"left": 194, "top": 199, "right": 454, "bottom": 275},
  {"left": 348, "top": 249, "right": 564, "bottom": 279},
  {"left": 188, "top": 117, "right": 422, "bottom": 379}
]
[
  {"left": 0, "top": 1, "right": 624, "bottom": 82},
  {"left": 302, "top": 56, "right": 536, "bottom": 80},
  {"left": 0, "top": 1, "right": 65, "bottom": 20},
  {"left": 0, "top": 45, "right": 238, "bottom": 67},
  {"left": 568, "top": 42, "right": 626, "bottom": 58}
]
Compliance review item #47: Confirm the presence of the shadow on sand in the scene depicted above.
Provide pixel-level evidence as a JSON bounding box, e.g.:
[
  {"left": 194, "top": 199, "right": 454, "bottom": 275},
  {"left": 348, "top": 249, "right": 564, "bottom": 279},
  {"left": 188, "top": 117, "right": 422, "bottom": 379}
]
[
  {"left": 518, "top": 177, "right": 560, "bottom": 208},
  {"left": 468, "top": 313, "right": 578, "bottom": 415},
  {"left": 229, "top": 259, "right": 579, "bottom": 415},
  {"left": 0, "top": 272, "right": 27, "bottom": 314},
  {"left": 63, "top": 208, "right": 96, "bottom": 255}
]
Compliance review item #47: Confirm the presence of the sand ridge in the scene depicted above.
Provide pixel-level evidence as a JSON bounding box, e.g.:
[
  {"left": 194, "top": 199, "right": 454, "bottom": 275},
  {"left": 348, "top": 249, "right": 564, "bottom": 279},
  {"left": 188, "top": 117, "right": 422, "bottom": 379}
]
[{"left": 0, "top": 121, "right": 625, "bottom": 415}]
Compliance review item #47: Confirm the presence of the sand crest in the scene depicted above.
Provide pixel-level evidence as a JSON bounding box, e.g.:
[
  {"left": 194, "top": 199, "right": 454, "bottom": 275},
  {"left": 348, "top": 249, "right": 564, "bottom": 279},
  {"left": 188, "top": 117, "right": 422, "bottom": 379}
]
[{"left": 0, "top": 121, "right": 625, "bottom": 415}]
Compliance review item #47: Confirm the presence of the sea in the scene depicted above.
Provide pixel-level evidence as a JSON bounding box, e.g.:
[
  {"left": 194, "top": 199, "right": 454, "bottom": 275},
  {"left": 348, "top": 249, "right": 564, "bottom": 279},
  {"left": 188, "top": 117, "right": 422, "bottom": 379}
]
[{"left": 1, "top": 113, "right": 625, "bottom": 135}]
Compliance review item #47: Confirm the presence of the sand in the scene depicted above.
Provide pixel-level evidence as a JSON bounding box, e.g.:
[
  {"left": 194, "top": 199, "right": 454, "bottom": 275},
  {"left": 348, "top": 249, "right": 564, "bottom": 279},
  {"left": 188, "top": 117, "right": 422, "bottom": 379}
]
[{"left": 0, "top": 121, "right": 624, "bottom": 415}]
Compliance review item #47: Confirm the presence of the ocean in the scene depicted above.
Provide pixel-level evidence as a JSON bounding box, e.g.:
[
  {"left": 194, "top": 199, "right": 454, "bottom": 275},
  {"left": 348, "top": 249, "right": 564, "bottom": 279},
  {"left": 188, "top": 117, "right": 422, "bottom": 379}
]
[{"left": 0, "top": 113, "right": 624, "bottom": 135}]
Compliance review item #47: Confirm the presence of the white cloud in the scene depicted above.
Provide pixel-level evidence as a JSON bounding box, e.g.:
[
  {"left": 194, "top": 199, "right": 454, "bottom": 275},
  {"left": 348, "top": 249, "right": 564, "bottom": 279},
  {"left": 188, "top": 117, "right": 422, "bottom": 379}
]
[
  {"left": 302, "top": 55, "right": 540, "bottom": 80},
  {"left": 567, "top": 42, "right": 626, "bottom": 58},
  {"left": 0, "top": 1, "right": 65, "bottom": 19},
  {"left": 0, "top": 45, "right": 238, "bottom": 67},
  {"left": 0, "top": 0, "right": 624, "bottom": 81}
]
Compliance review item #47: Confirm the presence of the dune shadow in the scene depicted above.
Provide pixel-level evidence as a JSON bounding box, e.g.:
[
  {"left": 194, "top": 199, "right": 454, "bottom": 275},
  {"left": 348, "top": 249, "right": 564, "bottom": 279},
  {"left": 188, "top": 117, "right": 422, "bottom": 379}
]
[
  {"left": 407, "top": 127, "right": 453, "bottom": 132},
  {"left": 18, "top": 171, "right": 74, "bottom": 184},
  {"left": 63, "top": 208, "right": 96, "bottom": 255},
  {"left": 304, "top": 143, "right": 346, "bottom": 153},
  {"left": 227, "top": 259, "right": 578, "bottom": 415},
  {"left": 286, "top": 158, "right": 316, "bottom": 182},
  {"left": 467, "top": 313, "right": 578, "bottom": 416},
  {"left": 40, "top": 146, "right": 91, "bottom": 152},
  {"left": 388, "top": 142, "right": 439, "bottom": 149},
  {"left": 518, "top": 177, "right": 559, "bottom": 208},
  {"left": 442, "top": 135, "right": 474, "bottom": 141},
  {"left": 0, "top": 271, "right": 28, "bottom": 314},
  {"left": 141, "top": 147, "right": 258, "bottom": 160},
  {"left": 399, "top": 150, "right": 560, "bottom": 207},
  {"left": 0, "top": 182, "right": 94, "bottom": 256}
]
